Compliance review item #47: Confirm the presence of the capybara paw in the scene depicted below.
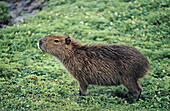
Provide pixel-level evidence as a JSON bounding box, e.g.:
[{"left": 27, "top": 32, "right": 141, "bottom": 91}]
[{"left": 75, "top": 97, "right": 86, "bottom": 102}]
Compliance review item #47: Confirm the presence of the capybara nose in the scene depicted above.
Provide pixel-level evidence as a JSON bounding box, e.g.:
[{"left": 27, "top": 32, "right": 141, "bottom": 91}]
[{"left": 39, "top": 39, "right": 43, "bottom": 46}]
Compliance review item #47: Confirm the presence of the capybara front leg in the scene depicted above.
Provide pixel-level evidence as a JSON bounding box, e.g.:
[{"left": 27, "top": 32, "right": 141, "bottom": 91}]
[{"left": 76, "top": 83, "right": 88, "bottom": 102}]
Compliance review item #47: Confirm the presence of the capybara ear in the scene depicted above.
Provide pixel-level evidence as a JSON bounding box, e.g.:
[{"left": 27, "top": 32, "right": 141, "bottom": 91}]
[{"left": 65, "top": 36, "right": 71, "bottom": 45}]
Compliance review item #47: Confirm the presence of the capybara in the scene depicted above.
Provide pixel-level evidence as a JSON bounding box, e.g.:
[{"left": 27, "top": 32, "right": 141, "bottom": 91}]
[{"left": 38, "top": 35, "right": 150, "bottom": 103}]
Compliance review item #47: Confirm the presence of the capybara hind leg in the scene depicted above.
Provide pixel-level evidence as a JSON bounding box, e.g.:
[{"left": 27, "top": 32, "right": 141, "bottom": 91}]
[
  {"left": 76, "top": 83, "right": 88, "bottom": 102},
  {"left": 123, "top": 80, "right": 142, "bottom": 104}
]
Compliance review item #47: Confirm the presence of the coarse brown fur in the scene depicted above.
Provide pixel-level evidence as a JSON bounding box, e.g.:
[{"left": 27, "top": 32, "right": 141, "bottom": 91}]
[{"left": 38, "top": 35, "right": 150, "bottom": 103}]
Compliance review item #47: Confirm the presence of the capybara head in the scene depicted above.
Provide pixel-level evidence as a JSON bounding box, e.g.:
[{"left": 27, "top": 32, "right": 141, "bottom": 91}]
[{"left": 38, "top": 35, "right": 71, "bottom": 56}]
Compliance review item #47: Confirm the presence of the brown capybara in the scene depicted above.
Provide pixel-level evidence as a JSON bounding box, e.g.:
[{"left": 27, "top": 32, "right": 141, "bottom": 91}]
[{"left": 38, "top": 35, "right": 150, "bottom": 103}]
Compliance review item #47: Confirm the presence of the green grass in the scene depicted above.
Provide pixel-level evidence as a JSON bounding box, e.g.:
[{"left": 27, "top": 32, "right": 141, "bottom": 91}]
[
  {"left": 0, "top": 1, "right": 11, "bottom": 24},
  {"left": 0, "top": 0, "right": 169, "bottom": 110}
]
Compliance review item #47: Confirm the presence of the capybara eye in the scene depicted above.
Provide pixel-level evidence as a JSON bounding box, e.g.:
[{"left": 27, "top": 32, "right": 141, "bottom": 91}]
[{"left": 54, "top": 40, "right": 59, "bottom": 43}]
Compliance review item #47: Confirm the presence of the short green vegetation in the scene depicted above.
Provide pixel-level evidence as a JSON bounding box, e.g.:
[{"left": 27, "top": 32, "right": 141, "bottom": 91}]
[
  {"left": 0, "top": 1, "right": 11, "bottom": 24},
  {"left": 0, "top": 0, "right": 169, "bottom": 110}
]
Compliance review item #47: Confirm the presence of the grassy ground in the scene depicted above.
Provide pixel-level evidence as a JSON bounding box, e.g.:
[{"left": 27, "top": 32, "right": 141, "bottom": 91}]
[{"left": 0, "top": 0, "right": 169, "bottom": 110}]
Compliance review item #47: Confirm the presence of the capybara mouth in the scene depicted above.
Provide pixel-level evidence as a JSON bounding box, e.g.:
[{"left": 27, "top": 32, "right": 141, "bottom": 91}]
[{"left": 38, "top": 45, "right": 45, "bottom": 52}]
